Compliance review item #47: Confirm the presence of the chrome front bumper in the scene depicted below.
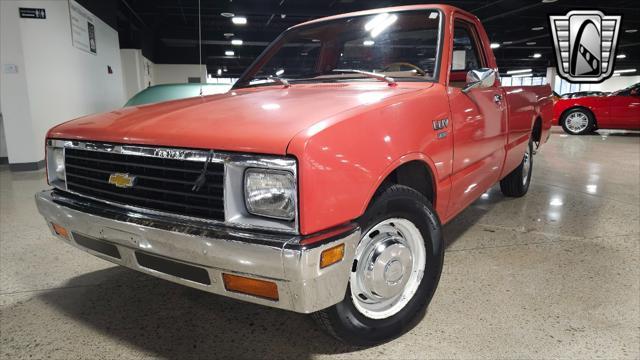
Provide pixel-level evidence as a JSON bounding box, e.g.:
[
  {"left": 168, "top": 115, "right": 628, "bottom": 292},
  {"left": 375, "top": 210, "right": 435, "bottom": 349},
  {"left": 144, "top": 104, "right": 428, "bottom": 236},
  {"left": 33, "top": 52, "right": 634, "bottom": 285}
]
[{"left": 35, "top": 190, "right": 360, "bottom": 313}]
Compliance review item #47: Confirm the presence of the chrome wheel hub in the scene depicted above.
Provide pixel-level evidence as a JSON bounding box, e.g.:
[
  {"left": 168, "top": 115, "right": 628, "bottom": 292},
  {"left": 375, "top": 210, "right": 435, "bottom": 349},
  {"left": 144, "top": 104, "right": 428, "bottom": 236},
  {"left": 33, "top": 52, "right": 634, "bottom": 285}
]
[
  {"left": 350, "top": 218, "right": 426, "bottom": 319},
  {"left": 565, "top": 112, "right": 589, "bottom": 133}
]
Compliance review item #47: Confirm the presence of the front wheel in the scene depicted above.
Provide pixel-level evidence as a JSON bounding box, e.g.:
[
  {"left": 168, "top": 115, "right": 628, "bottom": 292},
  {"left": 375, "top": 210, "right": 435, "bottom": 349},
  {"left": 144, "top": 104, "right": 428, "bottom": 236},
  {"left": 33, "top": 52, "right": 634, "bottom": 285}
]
[
  {"left": 561, "top": 108, "right": 594, "bottom": 135},
  {"left": 500, "top": 138, "right": 533, "bottom": 197},
  {"left": 312, "top": 184, "right": 444, "bottom": 346}
]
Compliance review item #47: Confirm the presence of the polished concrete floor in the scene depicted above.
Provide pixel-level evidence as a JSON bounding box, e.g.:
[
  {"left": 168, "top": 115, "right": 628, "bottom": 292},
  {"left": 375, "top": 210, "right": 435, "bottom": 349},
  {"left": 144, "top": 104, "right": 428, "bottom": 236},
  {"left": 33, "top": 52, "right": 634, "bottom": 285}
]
[{"left": 1, "top": 128, "right": 638, "bottom": 359}]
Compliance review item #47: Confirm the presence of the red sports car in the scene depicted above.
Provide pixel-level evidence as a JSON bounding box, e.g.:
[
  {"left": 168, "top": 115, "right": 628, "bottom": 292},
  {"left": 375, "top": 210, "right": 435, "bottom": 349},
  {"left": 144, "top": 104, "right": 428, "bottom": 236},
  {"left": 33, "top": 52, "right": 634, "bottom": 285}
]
[{"left": 553, "top": 82, "right": 640, "bottom": 135}]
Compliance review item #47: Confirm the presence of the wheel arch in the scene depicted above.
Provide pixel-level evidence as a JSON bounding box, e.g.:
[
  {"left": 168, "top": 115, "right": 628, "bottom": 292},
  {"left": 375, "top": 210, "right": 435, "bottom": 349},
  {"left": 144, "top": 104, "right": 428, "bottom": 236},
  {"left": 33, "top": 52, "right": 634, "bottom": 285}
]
[
  {"left": 532, "top": 116, "right": 543, "bottom": 142},
  {"left": 363, "top": 156, "right": 437, "bottom": 214}
]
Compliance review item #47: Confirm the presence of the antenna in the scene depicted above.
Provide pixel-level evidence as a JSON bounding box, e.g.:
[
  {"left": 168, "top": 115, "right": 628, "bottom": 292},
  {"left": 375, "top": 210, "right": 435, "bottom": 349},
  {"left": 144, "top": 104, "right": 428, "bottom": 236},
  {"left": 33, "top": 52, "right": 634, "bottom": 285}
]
[{"left": 198, "top": 0, "right": 203, "bottom": 96}]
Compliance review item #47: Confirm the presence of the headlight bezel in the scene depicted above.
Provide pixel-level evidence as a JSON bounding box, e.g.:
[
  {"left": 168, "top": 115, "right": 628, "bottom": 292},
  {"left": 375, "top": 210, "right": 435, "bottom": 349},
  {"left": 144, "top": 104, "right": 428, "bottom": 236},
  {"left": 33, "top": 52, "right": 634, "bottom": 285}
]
[
  {"left": 46, "top": 142, "right": 67, "bottom": 190},
  {"left": 243, "top": 168, "right": 296, "bottom": 221},
  {"left": 223, "top": 154, "right": 299, "bottom": 233}
]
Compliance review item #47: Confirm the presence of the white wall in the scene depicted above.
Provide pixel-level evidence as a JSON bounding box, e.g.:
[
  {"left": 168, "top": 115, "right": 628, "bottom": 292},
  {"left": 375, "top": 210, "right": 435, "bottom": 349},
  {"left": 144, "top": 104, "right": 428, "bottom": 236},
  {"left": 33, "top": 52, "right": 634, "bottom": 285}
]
[
  {"left": 120, "top": 48, "right": 154, "bottom": 100},
  {"left": 0, "top": 116, "right": 8, "bottom": 159},
  {"left": 154, "top": 64, "right": 206, "bottom": 84},
  {"left": 0, "top": 0, "right": 125, "bottom": 166}
]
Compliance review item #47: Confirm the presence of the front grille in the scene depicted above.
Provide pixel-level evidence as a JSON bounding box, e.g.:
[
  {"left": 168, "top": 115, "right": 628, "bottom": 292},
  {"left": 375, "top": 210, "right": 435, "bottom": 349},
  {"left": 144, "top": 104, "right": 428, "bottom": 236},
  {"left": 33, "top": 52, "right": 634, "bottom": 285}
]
[{"left": 64, "top": 148, "right": 224, "bottom": 221}]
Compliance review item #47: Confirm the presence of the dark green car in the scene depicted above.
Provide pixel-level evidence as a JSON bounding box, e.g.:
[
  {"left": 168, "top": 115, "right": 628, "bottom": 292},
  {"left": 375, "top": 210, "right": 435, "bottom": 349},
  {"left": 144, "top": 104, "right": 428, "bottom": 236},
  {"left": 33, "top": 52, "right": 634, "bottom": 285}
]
[{"left": 124, "top": 83, "right": 231, "bottom": 107}]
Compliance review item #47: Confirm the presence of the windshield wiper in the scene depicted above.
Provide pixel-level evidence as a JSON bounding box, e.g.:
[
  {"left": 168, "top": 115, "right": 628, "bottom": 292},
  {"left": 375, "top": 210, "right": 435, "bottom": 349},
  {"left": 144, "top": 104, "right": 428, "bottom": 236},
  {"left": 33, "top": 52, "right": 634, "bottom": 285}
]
[
  {"left": 242, "top": 75, "right": 290, "bottom": 89},
  {"left": 268, "top": 75, "right": 290, "bottom": 88},
  {"left": 332, "top": 69, "right": 397, "bottom": 87}
]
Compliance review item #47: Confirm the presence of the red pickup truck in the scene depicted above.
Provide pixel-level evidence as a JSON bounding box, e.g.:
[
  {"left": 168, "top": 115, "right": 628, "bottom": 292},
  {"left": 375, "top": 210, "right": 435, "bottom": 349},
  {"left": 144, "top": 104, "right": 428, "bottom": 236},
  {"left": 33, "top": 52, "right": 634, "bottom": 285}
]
[{"left": 36, "top": 5, "right": 552, "bottom": 345}]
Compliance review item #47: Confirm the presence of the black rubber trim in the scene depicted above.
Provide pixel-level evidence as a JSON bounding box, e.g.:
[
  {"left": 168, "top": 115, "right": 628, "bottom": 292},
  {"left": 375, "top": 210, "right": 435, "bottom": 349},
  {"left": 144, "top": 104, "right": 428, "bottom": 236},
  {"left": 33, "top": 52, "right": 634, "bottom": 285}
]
[
  {"left": 73, "top": 233, "right": 121, "bottom": 259},
  {"left": 135, "top": 252, "right": 211, "bottom": 285}
]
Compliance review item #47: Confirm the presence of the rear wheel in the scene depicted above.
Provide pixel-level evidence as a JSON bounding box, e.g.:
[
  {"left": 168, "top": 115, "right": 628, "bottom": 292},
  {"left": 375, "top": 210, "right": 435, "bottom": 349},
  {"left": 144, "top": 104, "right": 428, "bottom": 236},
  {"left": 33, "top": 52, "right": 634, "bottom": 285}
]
[
  {"left": 561, "top": 108, "right": 594, "bottom": 135},
  {"left": 312, "top": 184, "right": 444, "bottom": 346},
  {"left": 500, "top": 138, "right": 533, "bottom": 197}
]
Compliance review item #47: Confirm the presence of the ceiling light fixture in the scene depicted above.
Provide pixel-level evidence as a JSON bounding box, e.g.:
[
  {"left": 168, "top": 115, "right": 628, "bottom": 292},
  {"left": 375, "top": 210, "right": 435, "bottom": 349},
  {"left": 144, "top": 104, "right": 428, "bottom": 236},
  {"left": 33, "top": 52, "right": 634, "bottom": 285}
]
[
  {"left": 225, "top": 50, "right": 235, "bottom": 56},
  {"left": 490, "top": 43, "right": 501, "bottom": 49},
  {"left": 616, "top": 54, "right": 626, "bottom": 59},
  {"left": 231, "top": 39, "right": 243, "bottom": 45},
  {"left": 363, "top": 40, "right": 375, "bottom": 46},
  {"left": 232, "top": 16, "right": 247, "bottom": 25},
  {"left": 625, "top": 29, "right": 638, "bottom": 33},
  {"left": 541, "top": 0, "right": 558, "bottom": 3},
  {"left": 526, "top": 41, "right": 537, "bottom": 45},
  {"left": 614, "top": 68, "right": 636, "bottom": 74},
  {"left": 532, "top": 53, "right": 542, "bottom": 58},
  {"left": 507, "top": 69, "right": 533, "bottom": 74},
  {"left": 223, "top": 33, "right": 234, "bottom": 38},
  {"left": 531, "top": 26, "right": 544, "bottom": 31},
  {"left": 221, "top": 12, "right": 234, "bottom": 18},
  {"left": 217, "top": 68, "right": 222, "bottom": 76},
  {"left": 503, "top": 41, "right": 513, "bottom": 45}
]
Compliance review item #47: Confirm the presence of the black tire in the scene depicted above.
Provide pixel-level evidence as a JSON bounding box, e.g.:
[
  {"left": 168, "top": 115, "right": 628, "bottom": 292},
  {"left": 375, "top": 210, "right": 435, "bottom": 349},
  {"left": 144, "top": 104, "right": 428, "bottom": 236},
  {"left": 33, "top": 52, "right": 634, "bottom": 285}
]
[
  {"left": 561, "top": 108, "right": 595, "bottom": 135},
  {"left": 311, "top": 184, "right": 444, "bottom": 346},
  {"left": 500, "top": 138, "right": 533, "bottom": 197}
]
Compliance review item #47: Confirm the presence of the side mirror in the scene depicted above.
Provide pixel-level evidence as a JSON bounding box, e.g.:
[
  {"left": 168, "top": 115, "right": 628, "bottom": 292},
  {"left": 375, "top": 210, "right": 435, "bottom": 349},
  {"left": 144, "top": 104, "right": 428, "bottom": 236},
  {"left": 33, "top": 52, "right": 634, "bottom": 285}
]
[{"left": 462, "top": 68, "right": 496, "bottom": 93}]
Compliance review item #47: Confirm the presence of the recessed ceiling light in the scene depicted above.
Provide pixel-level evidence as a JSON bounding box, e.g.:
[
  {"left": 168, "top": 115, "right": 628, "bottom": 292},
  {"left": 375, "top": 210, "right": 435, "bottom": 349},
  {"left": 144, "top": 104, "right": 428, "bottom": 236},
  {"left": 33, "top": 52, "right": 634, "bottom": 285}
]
[
  {"left": 221, "top": 12, "right": 234, "bottom": 18},
  {"left": 616, "top": 54, "right": 627, "bottom": 59},
  {"left": 532, "top": 53, "right": 542, "bottom": 58},
  {"left": 490, "top": 43, "right": 500, "bottom": 49},
  {"left": 507, "top": 69, "right": 533, "bottom": 75},
  {"left": 625, "top": 29, "right": 638, "bottom": 33},
  {"left": 225, "top": 50, "right": 235, "bottom": 56},
  {"left": 231, "top": 39, "right": 243, "bottom": 45},
  {"left": 526, "top": 41, "right": 537, "bottom": 45},
  {"left": 363, "top": 40, "right": 375, "bottom": 46},
  {"left": 614, "top": 68, "right": 636, "bottom": 74},
  {"left": 232, "top": 16, "right": 247, "bottom": 25},
  {"left": 531, "top": 26, "right": 544, "bottom": 31}
]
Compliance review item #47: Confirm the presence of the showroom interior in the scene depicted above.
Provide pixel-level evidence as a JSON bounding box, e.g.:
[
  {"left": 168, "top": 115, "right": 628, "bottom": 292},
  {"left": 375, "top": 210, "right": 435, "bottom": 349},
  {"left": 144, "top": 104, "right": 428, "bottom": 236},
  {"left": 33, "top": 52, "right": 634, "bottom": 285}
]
[{"left": 0, "top": 0, "right": 638, "bottom": 358}]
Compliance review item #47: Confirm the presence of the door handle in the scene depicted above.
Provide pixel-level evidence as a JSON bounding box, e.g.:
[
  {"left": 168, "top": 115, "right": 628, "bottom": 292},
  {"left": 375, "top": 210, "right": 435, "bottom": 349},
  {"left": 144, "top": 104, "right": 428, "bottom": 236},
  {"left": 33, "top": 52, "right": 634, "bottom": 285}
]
[{"left": 494, "top": 94, "right": 503, "bottom": 105}]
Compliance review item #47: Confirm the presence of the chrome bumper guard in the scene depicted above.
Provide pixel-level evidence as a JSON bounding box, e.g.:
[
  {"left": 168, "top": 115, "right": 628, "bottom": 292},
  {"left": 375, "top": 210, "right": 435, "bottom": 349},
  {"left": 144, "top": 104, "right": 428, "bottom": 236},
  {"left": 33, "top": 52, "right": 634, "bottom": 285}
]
[{"left": 35, "top": 190, "right": 360, "bottom": 313}]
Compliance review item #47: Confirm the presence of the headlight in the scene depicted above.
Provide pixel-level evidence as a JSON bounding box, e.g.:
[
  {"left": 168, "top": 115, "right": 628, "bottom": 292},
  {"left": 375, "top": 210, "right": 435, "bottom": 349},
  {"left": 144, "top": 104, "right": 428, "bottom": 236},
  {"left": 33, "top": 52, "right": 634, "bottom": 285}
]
[
  {"left": 46, "top": 146, "right": 66, "bottom": 188},
  {"left": 244, "top": 169, "right": 296, "bottom": 220}
]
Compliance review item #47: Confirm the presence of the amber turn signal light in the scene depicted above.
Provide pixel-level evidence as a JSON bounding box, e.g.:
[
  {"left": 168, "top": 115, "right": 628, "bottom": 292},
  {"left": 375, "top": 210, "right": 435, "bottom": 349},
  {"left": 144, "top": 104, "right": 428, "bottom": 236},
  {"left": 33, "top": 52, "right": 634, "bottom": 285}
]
[
  {"left": 320, "top": 243, "right": 345, "bottom": 269},
  {"left": 51, "top": 223, "right": 70, "bottom": 239},
  {"left": 222, "top": 274, "right": 279, "bottom": 301}
]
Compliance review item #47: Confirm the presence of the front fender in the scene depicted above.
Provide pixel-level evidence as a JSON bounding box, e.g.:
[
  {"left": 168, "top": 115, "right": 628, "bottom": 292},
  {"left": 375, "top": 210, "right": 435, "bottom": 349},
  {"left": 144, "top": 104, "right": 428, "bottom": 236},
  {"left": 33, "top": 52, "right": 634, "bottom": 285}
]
[{"left": 287, "top": 84, "right": 452, "bottom": 235}]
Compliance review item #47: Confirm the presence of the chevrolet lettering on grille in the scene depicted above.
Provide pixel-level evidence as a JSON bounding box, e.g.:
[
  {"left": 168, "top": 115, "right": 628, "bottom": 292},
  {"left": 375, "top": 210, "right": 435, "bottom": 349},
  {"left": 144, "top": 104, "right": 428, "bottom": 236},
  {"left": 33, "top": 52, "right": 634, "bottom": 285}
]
[{"left": 108, "top": 173, "right": 137, "bottom": 188}]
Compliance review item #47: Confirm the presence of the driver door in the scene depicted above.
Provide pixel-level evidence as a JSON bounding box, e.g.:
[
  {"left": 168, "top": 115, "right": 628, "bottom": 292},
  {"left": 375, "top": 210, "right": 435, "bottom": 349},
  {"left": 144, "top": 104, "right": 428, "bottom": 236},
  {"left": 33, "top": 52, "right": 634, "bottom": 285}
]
[
  {"left": 609, "top": 85, "right": 640, "bottom": 129},
  {"left": 446, "top": 19, "right": 508, "bottom": 217}
]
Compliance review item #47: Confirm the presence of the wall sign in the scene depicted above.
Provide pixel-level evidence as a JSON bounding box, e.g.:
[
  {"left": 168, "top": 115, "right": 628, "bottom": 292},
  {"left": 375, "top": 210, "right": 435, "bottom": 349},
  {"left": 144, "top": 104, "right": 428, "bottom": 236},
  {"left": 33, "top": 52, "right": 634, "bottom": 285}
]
[
  {"left": 19, "top": 8, "right": 46, "bottom": 19},
  {"left": 68, "top": 0, "right": 97, "bottom": 54}
]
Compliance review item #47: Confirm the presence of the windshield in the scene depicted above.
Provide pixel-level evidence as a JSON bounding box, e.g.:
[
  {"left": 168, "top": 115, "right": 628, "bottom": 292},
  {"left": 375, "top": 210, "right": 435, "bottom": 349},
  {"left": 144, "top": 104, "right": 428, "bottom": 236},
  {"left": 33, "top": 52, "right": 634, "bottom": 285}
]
[{"left": 235, "top": 9, "right": 442, "bottom": 88}]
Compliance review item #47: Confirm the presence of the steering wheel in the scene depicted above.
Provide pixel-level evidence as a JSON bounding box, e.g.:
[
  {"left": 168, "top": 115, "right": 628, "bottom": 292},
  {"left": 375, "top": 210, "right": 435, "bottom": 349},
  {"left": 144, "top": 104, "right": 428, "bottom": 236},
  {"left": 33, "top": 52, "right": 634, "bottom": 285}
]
[{"left": 382, "top": 62, "right": 427, "bottom": 76}]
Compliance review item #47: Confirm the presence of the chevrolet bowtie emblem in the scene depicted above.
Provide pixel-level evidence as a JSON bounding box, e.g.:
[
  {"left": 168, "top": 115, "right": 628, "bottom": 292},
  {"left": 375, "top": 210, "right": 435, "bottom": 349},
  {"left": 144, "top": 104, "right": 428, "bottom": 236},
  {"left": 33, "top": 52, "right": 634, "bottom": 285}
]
[{"left": 108, "top": 173, "right": 137, "bottom": 188}]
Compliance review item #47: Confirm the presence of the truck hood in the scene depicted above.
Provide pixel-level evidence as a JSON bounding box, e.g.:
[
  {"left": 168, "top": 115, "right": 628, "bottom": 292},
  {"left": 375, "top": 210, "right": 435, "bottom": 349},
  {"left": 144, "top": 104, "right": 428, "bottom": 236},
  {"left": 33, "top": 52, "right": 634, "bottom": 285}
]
[{"left": 49, "top": 83, "right": 426, "bottom": 154}]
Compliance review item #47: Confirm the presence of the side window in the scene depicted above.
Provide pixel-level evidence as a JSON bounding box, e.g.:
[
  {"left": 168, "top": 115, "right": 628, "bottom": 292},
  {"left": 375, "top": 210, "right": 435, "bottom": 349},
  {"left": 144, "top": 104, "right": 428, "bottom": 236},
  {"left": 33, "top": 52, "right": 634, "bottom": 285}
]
[{"left": 452, "top": 21, "right": 483, "bottom": 71}]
